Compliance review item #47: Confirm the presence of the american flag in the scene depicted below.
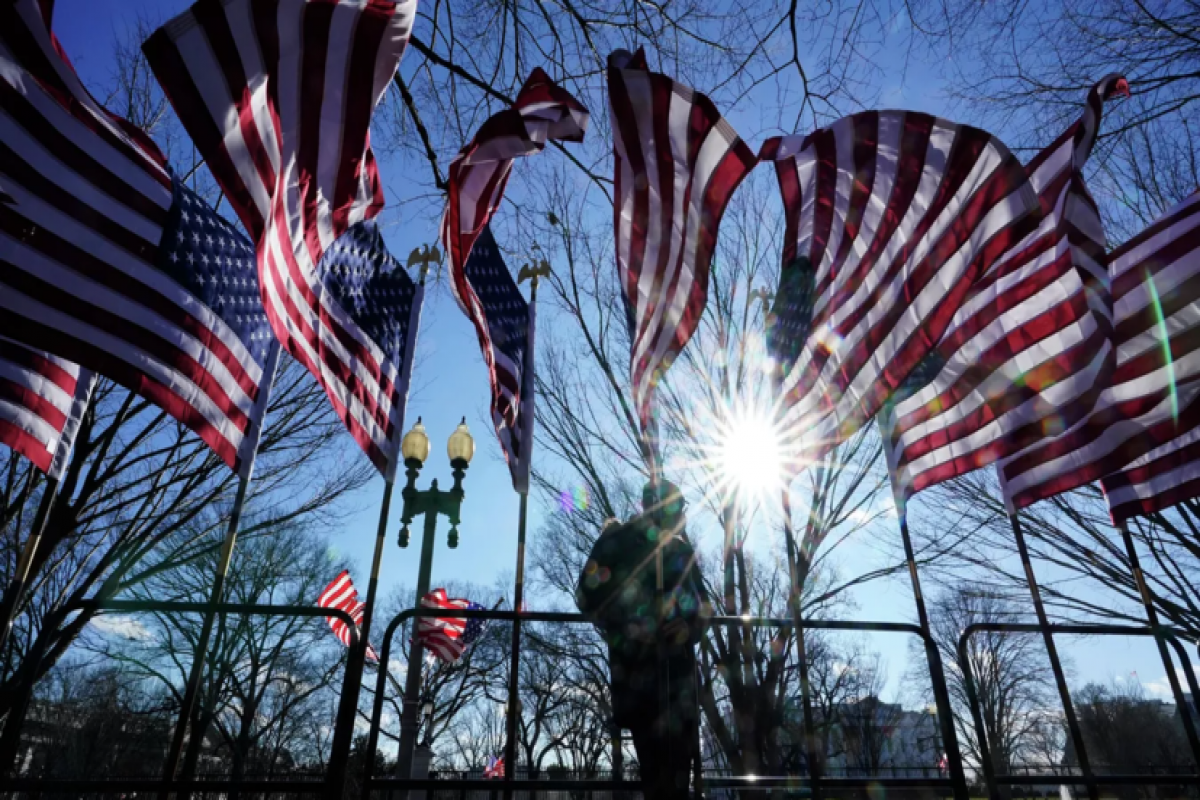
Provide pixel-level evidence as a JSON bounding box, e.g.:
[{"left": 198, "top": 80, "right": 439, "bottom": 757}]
[
  {"left": 758, "top": 111, "right": 1039, "bottom": 467},
  {"left": 317, "top": 570, "right": 378, "bottom": 661},
  {"left": 441, "top": 67, "right": 587, "bottom": 282},
  {"left": 452, "top": 227, "right": 534, "bottom": 492},
  {"left": 0, "top": 337, "right": 95, "bottom": 481},
  {"left": 145, "top": 0, "right": 421, "bottom": 480},
  {"left": 483, "top": 755, "right": 505, "bottom": 779},
  {"left": 608, "top": 48, "right": 757, "bottom": 471},
  {"left": 415, "top": 589, "right": 487, "bottom": 665},
  {"left": 883, "top": 76, "right": 1127, "bottom": 504},
  {"left": 1001, "top": 190, "right": 1200, "bottom": 520},
  {"left": 0, "top": 0, "right": 276, "bottom": 473},
  {"left": 765, "top": 257, "right": 818, "bottom": 391}
]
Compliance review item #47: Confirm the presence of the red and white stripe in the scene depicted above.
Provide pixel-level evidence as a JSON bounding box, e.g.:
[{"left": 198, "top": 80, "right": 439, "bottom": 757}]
[
  {"left": 608, "top": 48, "right": 757, "bottom": 469},
  {"left": 884, "top": 76, "right": 1128, "bottom": 502},
  {"left": 145, "top": 0, "right": 418, "bottom": 478},
  {"left": 415, "top": 588, "right": 475, "bottom": 664},
  {"left": 317, "top": 570, "right": 377, "bottom": 660},
  {"left": 0, "top": 0, "right": 269, "bottom": 472},
  {"left": 759, "top": 111, "right": 1039, "bottom": 466},
  {"left": 441, "top": 67, "right": 587, "bottom": 279},
  {"left": 1001, "top": 191, "right": 1200, "bottom": 519},
  {"left": 441, "top": 70, "right": 586, "bottom": 492},
  {"left": 0, "top": 338, "right": 94, "bottom": 480}
]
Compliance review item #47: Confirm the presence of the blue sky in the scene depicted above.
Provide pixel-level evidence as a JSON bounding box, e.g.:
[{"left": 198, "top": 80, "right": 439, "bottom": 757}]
[{"left": 48, "top": 0, "right": 1191, "bottom": 708}]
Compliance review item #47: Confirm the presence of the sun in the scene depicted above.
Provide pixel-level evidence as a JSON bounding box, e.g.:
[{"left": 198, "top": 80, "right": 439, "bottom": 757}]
[{"left": 716, "top": 404, "right": 786, "bottom": 505}]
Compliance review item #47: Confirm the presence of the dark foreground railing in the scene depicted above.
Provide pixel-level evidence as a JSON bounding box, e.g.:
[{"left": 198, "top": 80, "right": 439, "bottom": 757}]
[{"left": 2, "top": 598, "right": 1198, "bottom": 799}]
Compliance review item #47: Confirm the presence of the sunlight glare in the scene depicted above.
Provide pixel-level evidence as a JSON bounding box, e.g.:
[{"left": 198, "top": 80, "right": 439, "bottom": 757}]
[{"left": 718, "top": 406, "right": 785, "bottom": 504}]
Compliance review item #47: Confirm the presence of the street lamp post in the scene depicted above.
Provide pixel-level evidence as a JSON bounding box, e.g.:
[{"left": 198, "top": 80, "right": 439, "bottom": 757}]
[{"left": 394, "top": 417, "right": 475, "bottom": 792}]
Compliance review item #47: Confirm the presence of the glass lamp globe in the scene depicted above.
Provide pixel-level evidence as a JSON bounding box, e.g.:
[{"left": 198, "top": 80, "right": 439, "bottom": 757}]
[
  {"left": 401, "top": 418, "right": 431, "bottom": 464},
  {"left": 447, "top": 418, "right": 475, "bottom": 465}
]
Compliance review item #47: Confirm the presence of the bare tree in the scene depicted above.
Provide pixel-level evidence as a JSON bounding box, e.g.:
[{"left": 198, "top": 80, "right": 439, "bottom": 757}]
[
  {"left": 908, "top": 0, "right": 1199, "bottom": 238},
  {"left": 97, "top": 524, "right": 350, "bottom": 783},
  {"left": 1071, "top": 679, "right": 1193, "bottom": 798},
  {"left": 921, "top": 584, "right": 1056, "bottom": 782},
  {"left": 0, "top": 362, "right": 373, "bottom": 750}
]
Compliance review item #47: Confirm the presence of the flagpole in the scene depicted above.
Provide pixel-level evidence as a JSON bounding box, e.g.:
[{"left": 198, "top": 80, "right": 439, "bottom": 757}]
[
  {"left": 161, "top": 342, "right": 282, "bottom": 791},
  {"left": 328, "top": 266, "right": 428, "bottom": 798},
  {"left": 504, "top": 261, "right": 543, "bottom": 799},
  {"left": 1117, "top": 521, "right": 1200, "bottom": 760},
  {"left": 0, "top": 477, "right": 60, "bottom": 664},
  {"left": 896, "top": 512, "right": 970, "bottom": 800},
  {"left": 1006, "top": 511, "right": 1098, "bottom": 800},
  {"left": 502, "top": 491, "right": 528, "bottom": 797},
  {"left": 780, "top": 488, "right": 822, "bottom": 798}
]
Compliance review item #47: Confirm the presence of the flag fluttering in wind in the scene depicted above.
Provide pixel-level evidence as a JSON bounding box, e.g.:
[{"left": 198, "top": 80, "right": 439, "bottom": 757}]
[
  {"left": 451, "top": 227, "right": 535, "bottom": 491},
  {"left": 608, "top": 48, "right": 757, "bottom": 472},
  {"left": 145, "top": 0, "right": 422, "bottom": 480},
  {"left": 759, "top": 111, "right": 1039, "bottom": 466},
  {"left": 317, "top": 571, "right": 378, "bottom": 661},
  {"left": 883, "top": 76, "right": 1128, "bottom": 505},
  {"left": 1001, "top": 191, "right": 1200, "bottom": 520},
  {"left": 0, "top": 338, "right": 95, "bottom": 480},
  {"left": 483, "top": 755, "right": 505, "bottom": 779},
  {"left": 416, "top": 589, "right": 487, "bottom": 664},
  {"left": 441, "top": 67, "right": 588, "bottom": 276},
  {"left": 764, "top": 256, "right": 818, "bottom": 482},
  {"left": 441, "top": 69, "right": 586, "bottom": 492},
  {"left": 0, "top": 0, "right": 277, "bottom": 472}
]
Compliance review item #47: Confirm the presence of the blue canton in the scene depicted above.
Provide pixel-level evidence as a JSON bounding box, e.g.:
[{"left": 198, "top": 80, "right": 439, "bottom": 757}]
[
  {"left": 158, "top": 178, "right": 273, "bottom": 367},
  {"left": 460, "top": 601, "right": 488, "bottom": 646},
  {"left": 464, "top": 227, "right": 528, "bottom": 374},
  {"left": 316, "top": 220, "right": 417, "bottom": 369},
  {"left": 766, "top": 255, "right": 817, "bottom": 380}
]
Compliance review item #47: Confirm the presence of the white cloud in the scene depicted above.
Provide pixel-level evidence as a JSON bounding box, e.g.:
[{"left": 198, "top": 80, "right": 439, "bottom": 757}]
[
  {"left": 89, "top": 614, "right": 151, "bottom": 641},
  {"left": 1144, "top": 665, "right": 1199, "bottom": 702}
]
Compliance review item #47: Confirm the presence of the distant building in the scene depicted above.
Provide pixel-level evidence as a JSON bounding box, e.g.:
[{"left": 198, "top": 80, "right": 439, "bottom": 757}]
[{"left": 823, "top": 698, "right": 943, "bottom": 777}]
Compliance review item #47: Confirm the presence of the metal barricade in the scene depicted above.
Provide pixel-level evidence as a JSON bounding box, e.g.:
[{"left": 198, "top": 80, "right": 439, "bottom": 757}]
[
  {"left": 0, "top": 597, "right": 360, "bottom": 798},
  {"left": 363, "top": 606, "right": 961, "bottom": 798},
  {"left": 958, "top": 621, "right": 1200, "bottom": 799}
]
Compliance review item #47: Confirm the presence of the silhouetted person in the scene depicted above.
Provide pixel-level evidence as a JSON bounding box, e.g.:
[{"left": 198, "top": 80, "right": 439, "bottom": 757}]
[{"left": 576, "top": 481, "right": 710, "bottom": 797}]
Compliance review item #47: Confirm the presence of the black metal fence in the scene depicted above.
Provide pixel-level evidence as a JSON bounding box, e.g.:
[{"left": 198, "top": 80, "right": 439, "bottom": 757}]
[{"left": 2, "top": 598, "right": 1199, "bottom": 799}]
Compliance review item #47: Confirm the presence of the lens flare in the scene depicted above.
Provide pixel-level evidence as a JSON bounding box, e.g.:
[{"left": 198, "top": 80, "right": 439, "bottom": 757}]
[{"left": 1146, "top": 269, "right": 1179, "bottom": 421}]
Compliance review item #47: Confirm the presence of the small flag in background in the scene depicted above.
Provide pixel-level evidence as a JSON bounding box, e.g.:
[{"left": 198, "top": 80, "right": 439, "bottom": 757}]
[
  {"left": 317, "top": 571, "right": 378, "bottom": 661},
  {"left": 483, "top": 755, "right": 505, "bottom": 779},
  {"left": 416, "top": 589, "right": 487, "bottom": 664}
]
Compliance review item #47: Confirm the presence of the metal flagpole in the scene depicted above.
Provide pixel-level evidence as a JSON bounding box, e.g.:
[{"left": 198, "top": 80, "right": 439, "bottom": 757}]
[
  {"left": 1007, "top": 511, "right": 1098, "bottom": 800},
  {"left": 896, "top": 513, "right": 970, "bottom": 800},
  {"left": 502, "top": 490, "right": 529, "bottom": 798},
  {"left": 161, "top": 342, "right": 282, "bottom": 790},
  {"left": 1117, "top": 521, "right": 1200, "bottom": 761},
  {"left": 327, "top": 263, "right": 429, "bottom": 798},
  {"left": 0, "top": 478, "right": 60, "bottom": 663},
  {"left": 780, "top": 489, "right": 822, "bottom": 799},
  {"left": 503, "top": 257, "right": 546, "bottom": 799}
]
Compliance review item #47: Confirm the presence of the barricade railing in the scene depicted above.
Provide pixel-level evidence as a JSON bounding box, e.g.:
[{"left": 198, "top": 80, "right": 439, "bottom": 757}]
[
  {"left": 0, "top": 597, "right": 358, "bottom": 798},
  {"left": 364, "top": 606, "right": 960, "bottom": 798},
  {"left": 958, "top": 621, "right": 1200, "bottom": 798},
  {"left": 14, "top": 600, "right": 1195, "bottom": 799}
]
